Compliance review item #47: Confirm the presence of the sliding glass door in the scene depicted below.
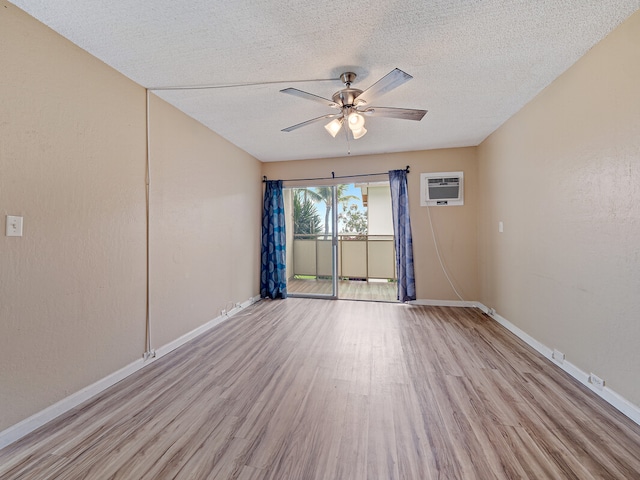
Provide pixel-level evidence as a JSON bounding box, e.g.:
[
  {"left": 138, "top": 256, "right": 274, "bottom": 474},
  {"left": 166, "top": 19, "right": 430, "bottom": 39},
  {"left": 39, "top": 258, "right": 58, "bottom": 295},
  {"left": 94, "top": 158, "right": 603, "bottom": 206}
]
[
  {"left": 283, "top": 182, "right": 399, "bottom": 302},
  {"left": 285, "top": 186, "right": 338, "bottom": 298}
]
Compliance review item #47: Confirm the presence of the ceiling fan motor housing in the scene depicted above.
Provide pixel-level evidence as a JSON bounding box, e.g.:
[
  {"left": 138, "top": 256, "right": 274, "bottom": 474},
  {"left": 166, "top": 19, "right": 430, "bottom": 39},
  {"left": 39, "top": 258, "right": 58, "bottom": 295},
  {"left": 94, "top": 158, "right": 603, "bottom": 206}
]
[
  {"left": 333, "top": 72, "right": 363, "bottom": 107},
  {"left": 332, "top": 88, "right": 363, "bottom": 108}
]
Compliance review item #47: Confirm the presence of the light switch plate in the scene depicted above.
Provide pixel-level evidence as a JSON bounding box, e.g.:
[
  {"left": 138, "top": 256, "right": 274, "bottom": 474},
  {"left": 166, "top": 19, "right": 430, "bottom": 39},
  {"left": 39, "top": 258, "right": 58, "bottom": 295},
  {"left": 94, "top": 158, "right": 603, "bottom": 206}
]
[{"left": 6, "top": 215, "right": 23, "bottom": 237}]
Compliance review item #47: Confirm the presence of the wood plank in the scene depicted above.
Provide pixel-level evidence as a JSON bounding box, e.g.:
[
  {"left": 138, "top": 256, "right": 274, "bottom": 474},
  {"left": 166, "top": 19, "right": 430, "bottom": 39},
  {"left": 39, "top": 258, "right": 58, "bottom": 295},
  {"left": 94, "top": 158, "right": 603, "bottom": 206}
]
[
  {"left": 391, "top": 382, "right": 439, "bottom": 480},
  {"left": 287, "top": 278, "right": 398, "bottom": 302},
  {"left": 1, "top": 299, "right": 639, "bottom": 479},
  {"left": 334, "top": 392, "right": 369, "bottom": 480}
]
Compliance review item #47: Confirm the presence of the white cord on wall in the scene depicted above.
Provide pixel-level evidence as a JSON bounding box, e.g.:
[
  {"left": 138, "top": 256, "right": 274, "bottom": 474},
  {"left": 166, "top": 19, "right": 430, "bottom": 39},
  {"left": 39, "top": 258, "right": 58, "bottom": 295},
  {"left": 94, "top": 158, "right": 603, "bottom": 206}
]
[
  {"left": 144, "top": 88, "right": 154, "bottom": 358},
  {"left": 425, "top": 204, "right": 465, "bottom": 302}
]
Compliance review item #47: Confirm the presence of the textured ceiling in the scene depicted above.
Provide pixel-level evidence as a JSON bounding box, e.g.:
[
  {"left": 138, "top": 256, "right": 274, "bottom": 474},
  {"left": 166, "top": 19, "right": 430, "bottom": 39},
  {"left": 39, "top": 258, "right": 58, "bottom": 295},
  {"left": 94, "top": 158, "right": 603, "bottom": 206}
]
[{"left": 9, "top": 1, "right": 640, "bottom": 162}]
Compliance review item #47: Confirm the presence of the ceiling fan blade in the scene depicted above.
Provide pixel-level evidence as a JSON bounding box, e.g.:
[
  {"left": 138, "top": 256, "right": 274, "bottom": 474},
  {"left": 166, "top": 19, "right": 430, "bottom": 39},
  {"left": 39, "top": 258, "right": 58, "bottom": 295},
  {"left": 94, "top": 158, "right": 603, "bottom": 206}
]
[
  {"left": 355, "top": 68, "right": 413, "bottom": 105},
  {"left": 361, "top": 106, "right": 427, "bottom": 121},
  {"left": 282, "top": 113, "right": 342, "bottom": 132},
  {"left": 280, "top": 88, "right": 340, "bottom": 108}
]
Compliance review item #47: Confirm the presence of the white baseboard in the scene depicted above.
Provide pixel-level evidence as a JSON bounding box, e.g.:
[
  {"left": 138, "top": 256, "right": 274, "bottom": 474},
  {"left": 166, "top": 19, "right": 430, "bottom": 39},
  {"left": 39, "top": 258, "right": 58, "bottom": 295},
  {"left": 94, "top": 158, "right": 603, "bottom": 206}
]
[
  {"left": 154, "top": 295, "right": 260, "bottom": 358},
  {"left": 0, "top": 358, "right": 144, "bottom": 451},
  {"left": 0, "top": 295, "right": 261, "bottom": 450},
  {"left": 474, "top": 302, "right": 553, "bottom": 358},
  {"left": 474, "top": 302, "right": 640, "bottom": 426},
  {"left": 410, "top": 299, "right": 477, "bottom": 308}
]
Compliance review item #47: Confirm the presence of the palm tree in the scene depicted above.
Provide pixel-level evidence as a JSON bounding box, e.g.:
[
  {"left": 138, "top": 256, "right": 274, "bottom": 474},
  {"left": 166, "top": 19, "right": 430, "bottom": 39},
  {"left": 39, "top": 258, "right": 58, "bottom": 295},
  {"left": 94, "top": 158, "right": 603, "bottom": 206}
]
[
  {"left": 304, "top": 185, "right": 357, "bottom": 237},
  {"left": 292, "top": 189, "right": 321, "bottom": 237}
]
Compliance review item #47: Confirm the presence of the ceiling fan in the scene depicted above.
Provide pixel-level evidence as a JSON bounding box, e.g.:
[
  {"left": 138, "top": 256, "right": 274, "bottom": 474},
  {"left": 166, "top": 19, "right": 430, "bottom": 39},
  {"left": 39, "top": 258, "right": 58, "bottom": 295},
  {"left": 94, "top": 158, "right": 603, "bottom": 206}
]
[{"left": 280, "top": 68, "right": 427, "bottom": 140}]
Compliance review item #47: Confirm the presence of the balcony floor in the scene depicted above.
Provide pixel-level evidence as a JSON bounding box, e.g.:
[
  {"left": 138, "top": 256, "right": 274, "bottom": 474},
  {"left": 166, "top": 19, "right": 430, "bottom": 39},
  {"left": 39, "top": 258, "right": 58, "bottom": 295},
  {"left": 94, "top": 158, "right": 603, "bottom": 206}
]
[{"left": 288, "top": 278, "right": 398, "bottom": 302}]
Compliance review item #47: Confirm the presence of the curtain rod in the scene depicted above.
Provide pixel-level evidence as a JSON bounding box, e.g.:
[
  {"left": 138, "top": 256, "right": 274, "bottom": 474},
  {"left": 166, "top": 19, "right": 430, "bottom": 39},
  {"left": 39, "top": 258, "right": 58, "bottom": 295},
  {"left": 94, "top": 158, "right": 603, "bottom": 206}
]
[{"left": 263, "top": 166, "right": 410, "bottom": 183}]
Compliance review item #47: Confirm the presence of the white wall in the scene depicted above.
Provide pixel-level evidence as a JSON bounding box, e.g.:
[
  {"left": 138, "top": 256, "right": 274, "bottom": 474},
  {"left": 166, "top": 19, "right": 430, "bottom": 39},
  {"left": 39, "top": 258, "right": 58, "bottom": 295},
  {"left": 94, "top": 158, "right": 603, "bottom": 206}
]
[{"left": 367, "top": 185, "right": 393, "bottom": 236}]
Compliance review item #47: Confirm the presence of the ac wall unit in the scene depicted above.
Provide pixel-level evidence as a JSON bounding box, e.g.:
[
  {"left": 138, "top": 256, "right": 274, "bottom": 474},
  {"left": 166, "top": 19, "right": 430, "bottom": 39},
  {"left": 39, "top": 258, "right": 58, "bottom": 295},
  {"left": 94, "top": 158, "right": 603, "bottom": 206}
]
[{"left": 420, "top": 171, "right": 464, "bottom": 206}]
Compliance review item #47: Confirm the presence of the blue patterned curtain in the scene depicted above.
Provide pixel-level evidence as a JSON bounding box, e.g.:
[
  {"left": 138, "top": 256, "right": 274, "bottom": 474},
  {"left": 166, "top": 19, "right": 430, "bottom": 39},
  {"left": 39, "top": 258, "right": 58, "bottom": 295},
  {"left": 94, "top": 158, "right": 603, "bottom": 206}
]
[
  {"left": 261, "top": 180, "right": 287, "bottom": 299},
  {"left": 389, "top": 169, "right": 416, "bottom": 302}
]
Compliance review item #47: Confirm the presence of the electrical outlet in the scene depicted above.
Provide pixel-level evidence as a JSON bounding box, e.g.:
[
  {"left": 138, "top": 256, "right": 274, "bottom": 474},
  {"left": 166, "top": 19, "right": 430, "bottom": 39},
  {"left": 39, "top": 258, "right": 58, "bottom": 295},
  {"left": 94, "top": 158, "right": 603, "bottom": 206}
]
[
  {"left": 589, "top": 373, "right": 605, "bottom": 390},
  {"left": 552, "top": 349, "right": 565, "bottom": 364}
]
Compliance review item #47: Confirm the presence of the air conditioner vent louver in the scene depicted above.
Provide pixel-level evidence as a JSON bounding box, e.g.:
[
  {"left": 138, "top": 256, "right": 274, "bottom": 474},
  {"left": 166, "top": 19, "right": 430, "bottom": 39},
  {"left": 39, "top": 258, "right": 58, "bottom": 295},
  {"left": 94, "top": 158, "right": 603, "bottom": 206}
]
[{"left": 420, "top": 171, "right": 464, "bottom": 207}]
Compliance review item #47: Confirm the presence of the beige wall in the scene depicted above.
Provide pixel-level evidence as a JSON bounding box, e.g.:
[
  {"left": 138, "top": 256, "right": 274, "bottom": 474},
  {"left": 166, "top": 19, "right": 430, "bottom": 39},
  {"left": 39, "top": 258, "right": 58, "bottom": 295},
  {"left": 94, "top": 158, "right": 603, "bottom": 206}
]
[
  {"left": 148, "top": 94, "right": 261, "bottom": 346},
  {"left": 0, "top": 3, "right": 261, "bottom": 432},
  {"left": 0, "top": 3, "right": 146, "bottom": 430},
  {"left": 478, "top": 11, "right": 640, "bottom": 406},
  {"left": 262, "top": 148, "right": 479, "bottom": 301}
]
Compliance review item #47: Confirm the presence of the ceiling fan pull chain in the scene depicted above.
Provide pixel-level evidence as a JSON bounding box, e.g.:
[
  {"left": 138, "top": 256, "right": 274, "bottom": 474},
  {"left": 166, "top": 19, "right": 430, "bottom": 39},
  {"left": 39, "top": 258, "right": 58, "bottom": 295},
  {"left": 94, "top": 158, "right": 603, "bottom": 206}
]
[{"left": 344, "top": 122, "right": 351, "bottom": 155}]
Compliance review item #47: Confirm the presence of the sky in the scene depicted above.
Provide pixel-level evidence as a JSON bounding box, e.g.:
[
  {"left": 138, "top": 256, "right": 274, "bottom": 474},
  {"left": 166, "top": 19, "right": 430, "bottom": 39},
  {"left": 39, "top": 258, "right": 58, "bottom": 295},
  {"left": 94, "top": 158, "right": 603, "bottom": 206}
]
[
  {"left": 313, "top": 183, "right": 365, "bottom": 233},
  {"left": 288, "top": 183, "right": 365, "bottom": 234}
]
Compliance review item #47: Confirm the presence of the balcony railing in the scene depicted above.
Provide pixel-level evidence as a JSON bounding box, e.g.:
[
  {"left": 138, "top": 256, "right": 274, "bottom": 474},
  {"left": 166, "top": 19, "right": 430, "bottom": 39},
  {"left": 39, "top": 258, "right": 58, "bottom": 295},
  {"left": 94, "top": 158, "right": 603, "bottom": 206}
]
[{"left": 291, "top": 234, "right": 396, "bottom": 281}]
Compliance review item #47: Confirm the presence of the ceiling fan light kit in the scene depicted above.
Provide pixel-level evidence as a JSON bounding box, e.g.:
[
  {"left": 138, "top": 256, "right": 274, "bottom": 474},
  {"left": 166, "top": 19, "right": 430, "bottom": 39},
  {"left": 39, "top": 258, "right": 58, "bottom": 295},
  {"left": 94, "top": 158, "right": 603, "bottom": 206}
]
[
  {"left": 281, "top": 68, "right": 427, "bottom": 141},
  {"left": 325, "top": 110, "right": 367, "bottom": 139},
  {"left": 349, "top": 112, "right": 365, "bottom": 129},
  {"left": 348, "top": 112, "right": 367, "bottom": 138},
  {"left": 351, "top": 125, "right": 367, "bottom": 139},
  {"left": 324, "top": 117, "right": 344, "bottom": 137}
]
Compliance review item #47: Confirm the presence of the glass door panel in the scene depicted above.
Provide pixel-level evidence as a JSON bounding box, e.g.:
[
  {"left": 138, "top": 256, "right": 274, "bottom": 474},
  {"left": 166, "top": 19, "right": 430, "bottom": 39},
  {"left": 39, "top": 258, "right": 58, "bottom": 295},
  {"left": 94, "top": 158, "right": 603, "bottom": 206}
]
[
  {"left": 336, "top": 182, "right": 398, "bottom": 302},
  {"left": 285, "top": 186, "right": 337, "bottom": 298}
]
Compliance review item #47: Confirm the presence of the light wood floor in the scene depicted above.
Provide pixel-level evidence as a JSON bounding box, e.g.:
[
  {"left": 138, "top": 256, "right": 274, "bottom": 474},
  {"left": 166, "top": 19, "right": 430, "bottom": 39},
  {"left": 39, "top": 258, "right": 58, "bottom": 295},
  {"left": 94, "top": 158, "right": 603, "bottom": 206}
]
[
  {"left": 288, "top": 278, "right": 398, "bottom": 302},
  {"left": 1, "top": 299, "right": 639, "bottom": 479}
]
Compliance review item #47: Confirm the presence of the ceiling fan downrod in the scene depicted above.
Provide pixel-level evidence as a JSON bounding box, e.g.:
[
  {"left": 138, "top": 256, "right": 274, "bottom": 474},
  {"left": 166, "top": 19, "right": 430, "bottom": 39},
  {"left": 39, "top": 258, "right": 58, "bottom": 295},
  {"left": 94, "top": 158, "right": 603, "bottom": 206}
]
[{"left": 340, "top": 72, "right": 357, "bottom": 87}]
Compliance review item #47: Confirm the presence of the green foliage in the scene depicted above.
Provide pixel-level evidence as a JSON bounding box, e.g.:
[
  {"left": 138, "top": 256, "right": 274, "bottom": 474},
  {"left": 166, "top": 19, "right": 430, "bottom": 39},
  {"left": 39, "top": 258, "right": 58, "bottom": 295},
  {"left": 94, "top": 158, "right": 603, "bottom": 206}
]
[
  {"left": 304, "top": 185, "right": 357, "bottom": 236},
  {"left": 339, "top": 203, "right": 368, "bottom": 235},
  {"left": 292, "top": 189, "right": 321, "bottom": 237}
]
